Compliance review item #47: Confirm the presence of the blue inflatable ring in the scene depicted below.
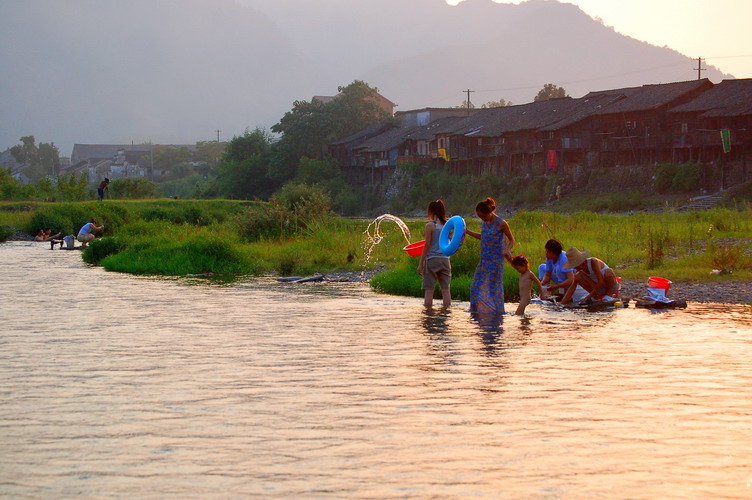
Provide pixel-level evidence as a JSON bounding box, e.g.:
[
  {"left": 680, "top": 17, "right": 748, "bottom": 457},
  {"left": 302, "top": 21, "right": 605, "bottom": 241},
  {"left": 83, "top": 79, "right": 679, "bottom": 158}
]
[{"left": 439, "top": 215, "right": 466, "bottom": 256}]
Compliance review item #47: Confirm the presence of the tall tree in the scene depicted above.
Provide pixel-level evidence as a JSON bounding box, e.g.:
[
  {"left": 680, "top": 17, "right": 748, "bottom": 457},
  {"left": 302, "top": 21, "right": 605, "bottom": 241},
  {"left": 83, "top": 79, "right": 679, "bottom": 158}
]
[
  {"left": 214, "top": 128, "right": 277, "bottom": 199},
  {"left": 534, "top": 83, "right": 569, "bottom": 101},
  {"left": 271, "top": 80, "right": 394, "bottom": 179},
  {"left": 9, "top": 136, "right": 59, "bottom": 180}
]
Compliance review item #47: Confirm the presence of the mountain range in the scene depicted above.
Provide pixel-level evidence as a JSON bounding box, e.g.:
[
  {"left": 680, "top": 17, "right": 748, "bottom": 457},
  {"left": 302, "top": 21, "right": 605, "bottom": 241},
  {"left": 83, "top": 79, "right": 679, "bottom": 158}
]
[{"left": 0, "top": 0, "right": 732, "bottom": 154}]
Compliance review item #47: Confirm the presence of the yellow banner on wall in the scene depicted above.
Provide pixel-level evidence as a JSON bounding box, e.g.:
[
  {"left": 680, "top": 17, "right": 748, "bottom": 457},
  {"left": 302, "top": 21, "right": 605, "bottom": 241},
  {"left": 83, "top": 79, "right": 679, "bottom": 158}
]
[{"left": 438, "top": 148, "right": 450, "bottom": 162}]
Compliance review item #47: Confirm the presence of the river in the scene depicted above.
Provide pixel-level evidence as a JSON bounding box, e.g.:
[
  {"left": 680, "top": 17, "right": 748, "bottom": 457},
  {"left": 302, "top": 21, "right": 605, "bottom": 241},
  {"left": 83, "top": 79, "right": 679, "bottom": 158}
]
[{"left": 1, "top": 241, "right": 751, "bottom": 498}]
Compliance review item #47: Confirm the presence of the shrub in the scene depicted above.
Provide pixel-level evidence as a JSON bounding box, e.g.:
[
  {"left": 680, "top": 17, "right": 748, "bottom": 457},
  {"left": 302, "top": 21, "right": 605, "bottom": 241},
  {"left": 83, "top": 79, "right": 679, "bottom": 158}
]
[
  {"left": 109, "top": 177, "right": 158, "bottom": 199},
  {"left": 0, "top": 225, "right": 13, "bottom": 242},
  {"left": 654, "top": 164, "right": 678, "bottom": 193},
  {"left": 82, "top": 237, "right": 125, "bottom": 265},
  {"left": 707, "top": 240, "right": 744, "bottom": 274},
  {"left": 672, "top": 162, "right": 703, "bottom": 192}
]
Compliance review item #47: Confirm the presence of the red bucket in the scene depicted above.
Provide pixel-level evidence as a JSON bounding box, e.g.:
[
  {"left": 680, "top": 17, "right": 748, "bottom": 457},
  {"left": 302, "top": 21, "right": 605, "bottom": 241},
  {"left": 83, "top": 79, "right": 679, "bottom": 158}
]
[
  {"left": 403, "top": 240, "right": 425, "bottom": 257},
  {"left": 648, "top": 276, "right": 672, "bottom": 291}
]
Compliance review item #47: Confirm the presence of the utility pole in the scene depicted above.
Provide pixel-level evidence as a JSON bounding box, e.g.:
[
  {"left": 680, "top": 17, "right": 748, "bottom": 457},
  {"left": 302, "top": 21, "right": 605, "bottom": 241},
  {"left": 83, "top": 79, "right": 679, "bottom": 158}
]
[
  {"left": 695, "top": 57, "right": 705, "bottom": 80},
  {"left": 215, "top": 129, "right": 221, "bottom": 143},
  {"left": 463, "top": 89, "right": 475, "bottom": 116}
]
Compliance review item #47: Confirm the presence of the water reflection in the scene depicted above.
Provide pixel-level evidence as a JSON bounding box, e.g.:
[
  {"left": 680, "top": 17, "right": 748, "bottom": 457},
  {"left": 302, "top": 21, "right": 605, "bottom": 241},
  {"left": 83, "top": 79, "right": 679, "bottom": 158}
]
[{"left": 2, "top": 242, "right": 752, "bottom": 499}]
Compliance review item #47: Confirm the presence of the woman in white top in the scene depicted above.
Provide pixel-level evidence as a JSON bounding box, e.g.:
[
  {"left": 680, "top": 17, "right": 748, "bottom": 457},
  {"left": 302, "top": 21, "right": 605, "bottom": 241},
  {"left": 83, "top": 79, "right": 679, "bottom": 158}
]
[
  {"left": 560, "top": 247, "right": 618, "bottom": 305},
  {"left": 77, "top": 219, "right": 104, "bottom": 247}
]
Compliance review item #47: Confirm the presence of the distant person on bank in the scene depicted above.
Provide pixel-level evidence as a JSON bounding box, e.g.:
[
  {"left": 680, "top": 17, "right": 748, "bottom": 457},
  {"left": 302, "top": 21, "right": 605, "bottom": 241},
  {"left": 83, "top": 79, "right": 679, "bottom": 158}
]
[
  {"left": 97, "top": 178, "right": 110, "bottom": 202},
  {"left": 77, "top": 219, "right": 104, "bottom": 247}
]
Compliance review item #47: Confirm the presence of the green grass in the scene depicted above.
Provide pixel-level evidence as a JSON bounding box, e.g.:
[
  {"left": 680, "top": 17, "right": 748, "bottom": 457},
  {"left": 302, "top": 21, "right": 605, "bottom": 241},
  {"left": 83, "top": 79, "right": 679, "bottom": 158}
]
[{"left": 3, "top": 201, "right": 751, "bottom": 298}]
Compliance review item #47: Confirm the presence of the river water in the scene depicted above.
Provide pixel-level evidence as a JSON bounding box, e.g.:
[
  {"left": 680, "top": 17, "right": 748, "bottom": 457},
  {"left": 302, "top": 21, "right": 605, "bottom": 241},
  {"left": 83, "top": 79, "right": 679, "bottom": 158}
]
[{"left": 1, "top": 241, "right": 751, "bottom": 498}]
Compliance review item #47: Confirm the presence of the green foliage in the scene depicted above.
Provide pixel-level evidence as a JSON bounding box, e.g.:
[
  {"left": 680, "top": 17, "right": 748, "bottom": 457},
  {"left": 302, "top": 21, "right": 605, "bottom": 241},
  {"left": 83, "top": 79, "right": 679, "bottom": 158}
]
[
  {"left": 654, "top": 164, "right": 677, "bottom": 193},
  {"left": 0, "top": 225, "right": 14, "bottom": 242},
  {"left": 82, "top": 237, "right": 125, "bottom": 265},
  {"left": 109, "top": 177, "right": 158, "bottom": 199},
  {"left": 672, "top": 162, "right": 703, "bottom": 192},
  {"left": 706, "top": 240, "right": 745, "bottom": 274},
  {"left": 272, "top": 80, "right": 395, "bottom": 178},
  {"left": 534, "top": 83, "right": 568, "bottom": 102},
  {"left": 213, "top": 128, "right": 278, "bottom": 199},
  {"left": 654, "top": 163, "right": 703, "bottom": 193},
  {"left": 234, "top": 183, "right": 332, "bottom": 240},
  {"left": 9, "top": 136, "right": 60, "bottom": 181}
]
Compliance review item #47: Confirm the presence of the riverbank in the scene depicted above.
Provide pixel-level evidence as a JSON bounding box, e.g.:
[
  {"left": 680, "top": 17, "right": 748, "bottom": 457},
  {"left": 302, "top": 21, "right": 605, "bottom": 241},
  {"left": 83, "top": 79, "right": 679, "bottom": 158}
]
[{"left": 1, "top": 201, "right": 750, "bottom": 305}]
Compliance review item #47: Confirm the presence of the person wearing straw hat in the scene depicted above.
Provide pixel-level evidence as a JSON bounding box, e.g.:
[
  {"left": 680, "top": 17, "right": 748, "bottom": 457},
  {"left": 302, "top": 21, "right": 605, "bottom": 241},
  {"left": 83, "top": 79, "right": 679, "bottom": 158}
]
[{"left": 560, "top": 247, "right": 618, "bottom": 305}]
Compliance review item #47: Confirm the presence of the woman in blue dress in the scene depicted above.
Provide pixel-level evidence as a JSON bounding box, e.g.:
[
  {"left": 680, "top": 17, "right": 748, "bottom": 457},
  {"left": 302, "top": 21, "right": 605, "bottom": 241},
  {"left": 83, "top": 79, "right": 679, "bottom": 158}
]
[{"left": 466, "top": 197, "right": 516, "bottom": 314}]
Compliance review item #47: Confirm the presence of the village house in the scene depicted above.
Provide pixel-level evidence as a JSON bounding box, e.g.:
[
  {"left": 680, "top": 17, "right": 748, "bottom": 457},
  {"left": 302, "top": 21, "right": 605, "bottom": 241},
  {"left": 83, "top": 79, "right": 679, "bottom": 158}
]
[
  {"left": 582, "top": 79, "right": 713, "bottom": 167},
  {"left": 329, "top": 78, "right": 752, "bottom": 189},
  {"left": 668, "top": 78, "right": 752, "bottom": 187}
]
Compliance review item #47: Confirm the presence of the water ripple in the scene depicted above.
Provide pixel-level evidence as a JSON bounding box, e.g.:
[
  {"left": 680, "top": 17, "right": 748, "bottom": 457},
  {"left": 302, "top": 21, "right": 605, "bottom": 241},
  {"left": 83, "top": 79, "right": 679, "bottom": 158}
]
[{"left": 1, "top": 242, "right": 751, "bottom": 498}]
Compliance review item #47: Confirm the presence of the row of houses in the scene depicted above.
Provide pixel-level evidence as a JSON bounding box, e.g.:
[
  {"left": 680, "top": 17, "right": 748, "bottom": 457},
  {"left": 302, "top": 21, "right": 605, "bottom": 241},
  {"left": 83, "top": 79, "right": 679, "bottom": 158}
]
[
  {"left": 330, "top": 79, "right": 752, "bottom": 187},
  {"left": 61, "top": 143, "right": 200, "bottom": 184}
]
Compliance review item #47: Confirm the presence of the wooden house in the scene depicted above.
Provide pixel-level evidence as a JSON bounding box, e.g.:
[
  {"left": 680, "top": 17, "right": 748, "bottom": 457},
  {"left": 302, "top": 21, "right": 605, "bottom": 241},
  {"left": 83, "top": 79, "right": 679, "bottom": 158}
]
[
  {"left": 668, "top": 78, "right": 752, "bottom": 181},
  {"left": 583, "top": 79, "right": 713, "bottom": 167}
]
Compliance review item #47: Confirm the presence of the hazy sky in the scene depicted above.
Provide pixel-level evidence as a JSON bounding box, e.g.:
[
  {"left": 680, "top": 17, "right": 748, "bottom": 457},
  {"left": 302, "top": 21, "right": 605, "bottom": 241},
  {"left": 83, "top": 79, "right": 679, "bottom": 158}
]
[
  {"left": 1, "top": 0, "right": 748, "bottom": 154},
  {"left": 448, "top": 0, "right": 752, "bottom": 78}
]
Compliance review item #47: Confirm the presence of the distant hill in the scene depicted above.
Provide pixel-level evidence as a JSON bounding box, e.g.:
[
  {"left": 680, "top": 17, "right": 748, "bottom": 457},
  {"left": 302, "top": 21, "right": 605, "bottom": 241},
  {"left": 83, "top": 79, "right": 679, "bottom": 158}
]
[
  {"left": 252, "top": 0, "right": 731, "bottom": 108},
  {"left": 0, "top": 0, "right": 732, "bottom": 153}
]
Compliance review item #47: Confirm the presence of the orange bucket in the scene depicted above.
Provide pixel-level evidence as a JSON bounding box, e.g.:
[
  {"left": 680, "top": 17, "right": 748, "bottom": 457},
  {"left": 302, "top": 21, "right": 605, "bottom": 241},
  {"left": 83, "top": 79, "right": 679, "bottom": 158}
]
[
  {"left": 648, "top": 276, "right": 672, "bottom": 290},
  {"left": 403, "top": 240, "right": 425, "bottom": 257}
]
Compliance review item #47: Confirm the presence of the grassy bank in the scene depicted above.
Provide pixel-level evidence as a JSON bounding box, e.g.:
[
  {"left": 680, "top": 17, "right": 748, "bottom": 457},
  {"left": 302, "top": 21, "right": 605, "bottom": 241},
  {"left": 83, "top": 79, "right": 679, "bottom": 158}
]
[{"left": 1, "top": 201, "right": 750, "bottom": 302}]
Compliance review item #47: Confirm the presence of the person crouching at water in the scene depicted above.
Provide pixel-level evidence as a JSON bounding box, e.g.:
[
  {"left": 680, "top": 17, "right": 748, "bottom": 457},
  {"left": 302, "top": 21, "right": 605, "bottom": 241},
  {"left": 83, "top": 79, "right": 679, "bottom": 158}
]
[
  {"left": 511, "top": 255, "right": 542, "bottom": 315},
  {"left": 77, "top": 219, "right": 104, "bottom": 247},
  {"left": 538, "top": 238, "right": 576, "bottom": 300},
  {"left": 417, "top": 199, "right": 452, "bottom": 308},
  {"left": 560, "top": 247, "right": 618, "bottom": 305}
]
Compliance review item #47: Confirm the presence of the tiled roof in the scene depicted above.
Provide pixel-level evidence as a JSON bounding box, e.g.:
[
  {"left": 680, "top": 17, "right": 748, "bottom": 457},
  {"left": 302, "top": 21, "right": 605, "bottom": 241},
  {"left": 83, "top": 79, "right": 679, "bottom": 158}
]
[
  {"left": 352, "top": 126, "right": 418, "bottom": 153},
  {"left": 448, "top": 98, "right": 593, "bottom": 137},
  {"left": 71, "top": 144, "right": 152, "bottom": 160},
  {"left": 589, "top": 79, "right": 712, "bottom": 115},
  {"left": 330, "top": 122, "right": 393, "bottom": 145},
  {"left": 669, "top": 79, "right": 752, "bottom": 117},
  {"left": 407, "top": 116, "right": 469, "bottom": 141}
]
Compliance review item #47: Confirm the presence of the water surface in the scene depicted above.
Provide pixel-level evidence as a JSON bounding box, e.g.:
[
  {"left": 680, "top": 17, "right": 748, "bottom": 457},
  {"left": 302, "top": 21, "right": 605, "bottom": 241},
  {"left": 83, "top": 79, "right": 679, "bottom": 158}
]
[{"left": 1, "top": 242, "right": 751, "bottom": 498}]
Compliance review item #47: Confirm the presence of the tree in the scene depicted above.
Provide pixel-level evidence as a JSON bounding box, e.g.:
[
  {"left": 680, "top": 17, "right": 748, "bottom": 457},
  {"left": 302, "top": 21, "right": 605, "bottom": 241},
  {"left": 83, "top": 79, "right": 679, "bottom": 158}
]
[
  {"left": 534, "top": 83, "right": 569, "bottom": 102},
  {"left": 194, "top": 140, "right": 227, "bottom": 176},
  {"left": 9, "top": 136, "right": 60, "bottom": 180},
  {"left": 213, "top": 127, "right": 277, "bottom": 199},
  {"left": 481, "top": 98, "right": 513, "bottom": 108},
  {"left": 271, "top": 80, "right": 394, "bottom": 179}
]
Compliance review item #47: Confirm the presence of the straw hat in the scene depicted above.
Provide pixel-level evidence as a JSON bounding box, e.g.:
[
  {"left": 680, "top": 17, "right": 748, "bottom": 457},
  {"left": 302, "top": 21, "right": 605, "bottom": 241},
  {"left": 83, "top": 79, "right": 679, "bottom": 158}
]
[{"left": 562, "top": 247, "right": 590, "bottom": 269}]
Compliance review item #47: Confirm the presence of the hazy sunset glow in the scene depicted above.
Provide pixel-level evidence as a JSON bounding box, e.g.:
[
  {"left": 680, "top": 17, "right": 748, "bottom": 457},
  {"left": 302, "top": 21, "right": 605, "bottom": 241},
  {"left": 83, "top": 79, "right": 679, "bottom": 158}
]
[{"left": 448, "top": 0, "right": 752, "bottom": 78}]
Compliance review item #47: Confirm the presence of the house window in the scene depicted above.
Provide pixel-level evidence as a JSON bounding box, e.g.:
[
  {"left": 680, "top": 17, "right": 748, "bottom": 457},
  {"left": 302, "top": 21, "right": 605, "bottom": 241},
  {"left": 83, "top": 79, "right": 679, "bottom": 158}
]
[{"left": 681, "top": 123, "right": 689, "bottom": 133}]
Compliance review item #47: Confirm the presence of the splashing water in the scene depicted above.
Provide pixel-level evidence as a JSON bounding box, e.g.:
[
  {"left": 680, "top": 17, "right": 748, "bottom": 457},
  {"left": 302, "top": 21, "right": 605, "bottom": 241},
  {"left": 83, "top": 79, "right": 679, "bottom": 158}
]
[{"left": 362, "top": 214, "right": 412, "bottom": 262}]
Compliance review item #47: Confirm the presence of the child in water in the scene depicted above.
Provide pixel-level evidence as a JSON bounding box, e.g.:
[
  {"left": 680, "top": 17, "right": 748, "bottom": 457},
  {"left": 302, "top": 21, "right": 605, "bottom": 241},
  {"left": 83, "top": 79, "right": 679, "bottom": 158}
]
[
  {"left": 511, "top": 254, "right": 542, "bottom": 315},
  {"left": 417, "top": 200, "right": 452, "bottom": 308},
  {"left": 466, "top": 197, "right": 515, "bottom": 314}
]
